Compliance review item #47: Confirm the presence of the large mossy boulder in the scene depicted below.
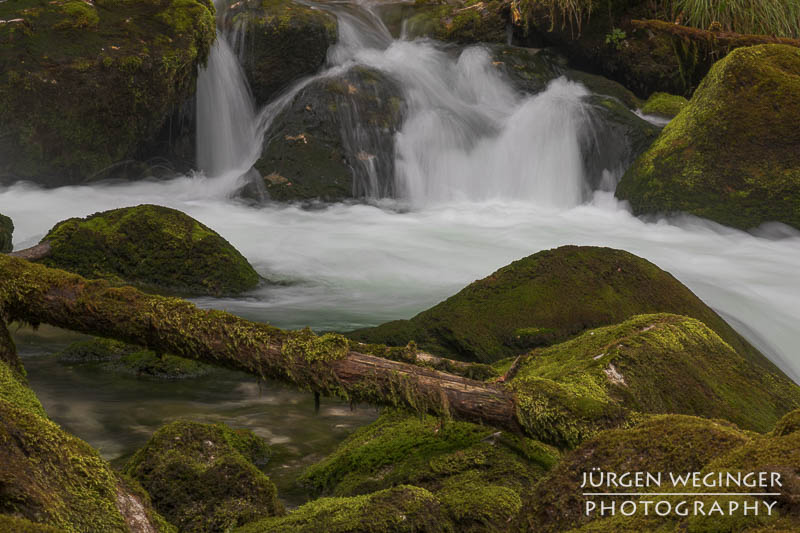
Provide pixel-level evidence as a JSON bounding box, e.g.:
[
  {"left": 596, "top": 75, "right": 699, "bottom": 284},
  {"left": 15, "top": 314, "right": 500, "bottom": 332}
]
[
  {"left": 252, "top": 67, "right": 405, "bottom": 202},
  {"left": 236, "top": 485, "right": 451, "bottom": 533},
  {"left": 347, "top": 246, "right": 768, "bottom": 369},
  {"left": 37, "top": 204, "right": 259, "bottom": 296},
  {"left": 298, "top": 409, "right": 557, "bottom": 532},
  {"left": 220, "top": 0, "right": 337, "bottom": 105},
  {"left": 0, "top": 0, "right": 216, "bottom": 187},
  {"left": 0, "top": 213, "right": 12, "bottom": 253},
  {"left": 504, "top": 313, "right": 800, "bottom": 446},
  {"left": 124, "top": 420, "right": 282, "bottom": 533},
  {"left": 616, "top": 45, "right": 800, "bottom": 230},
  {"left": 0, "top": 354, "right": 172, "bottom": 532},
  {"left": 379, "top": 0, "right": 509, "bottom": 44}
]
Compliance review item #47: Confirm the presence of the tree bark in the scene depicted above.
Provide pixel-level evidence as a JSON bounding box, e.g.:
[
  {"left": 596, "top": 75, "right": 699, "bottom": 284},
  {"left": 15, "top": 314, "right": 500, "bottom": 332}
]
[
  {"left": 0, "top": 255, "right": 519, "bottom": 433},
  {"left": 631, "top": 19, "right": 800, "bottom": 49}
]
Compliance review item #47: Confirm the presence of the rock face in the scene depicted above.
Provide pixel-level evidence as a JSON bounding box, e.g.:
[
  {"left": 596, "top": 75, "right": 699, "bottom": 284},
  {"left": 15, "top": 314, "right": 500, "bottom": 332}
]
[
  {"left": 0, "top": 0, "right": 216, "bottom": 187},
  {"left": 616, "top": 45, "right": 800, "bottom": 230},
  {"left": 220, "top": 0, "right": 337, "bottom": 106},
  {"left": 0, "top": 213, "right": 12, "bottom": 253},
  {"left": 0, "top": 353, "right": 171, "bottom": 532},
  {"left": 253, "top": 67, "right": 406, "bottom": 202},
  {"left": 347, "top": 246, "right": 768, "bottom": 369},
  {"left": 124, "top": 421, "right": 282, "bottom": 533},
  {"left": 38, "top": 205, "right": 260, "bottom": 296}
]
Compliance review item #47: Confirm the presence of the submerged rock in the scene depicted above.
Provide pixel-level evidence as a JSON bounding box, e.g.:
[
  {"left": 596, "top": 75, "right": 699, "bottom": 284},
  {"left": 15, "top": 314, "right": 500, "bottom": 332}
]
[
  {"left": 616, "top": 45, "right": 800, "bottom": 230},
  {"left": 0, "top": 357, "right": 172, "bottom": 532},
  {"left": 58, "top": 337, "right": 211, "bottom": 379},
  {"left": 0, "top": 213, "right": 12, "bottom": 253},
  {"left": 37, "top": 205, "right": 260, "bottom": 296},
  {"left": 298, "top": 409, "right": 556, "bottom": 532},
  {"left": 220, "top": 0, "right": 337, "bottom": 105},
  {"left": 505, "top": 313, "right": 800, "bottom": 446},
  {"left": 0, "top": 0, "right": 216, "bottom": 187},
  {"left": 347, "top": 246, "right": 769, "bottom": 369},
  {"left": 124, "top": 420, "right": 282, "bottom": 533},
  {"left": 252, "top": 67, "right": 406, "bottom": 202}
]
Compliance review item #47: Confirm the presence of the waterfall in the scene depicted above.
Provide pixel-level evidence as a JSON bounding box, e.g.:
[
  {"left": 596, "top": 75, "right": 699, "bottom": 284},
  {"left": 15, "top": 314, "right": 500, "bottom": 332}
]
[{"left": 196, "top": 31, "right": 259, "bottom": 178}]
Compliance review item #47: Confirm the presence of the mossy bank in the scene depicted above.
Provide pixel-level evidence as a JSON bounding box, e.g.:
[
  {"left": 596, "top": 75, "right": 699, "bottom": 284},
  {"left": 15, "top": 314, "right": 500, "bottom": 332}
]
[
  {"left": 37, "top": 204, "right": 260, "bottom": 296},
  {"left": 0, "top": 0, "right": 216, "bottom": 186}
]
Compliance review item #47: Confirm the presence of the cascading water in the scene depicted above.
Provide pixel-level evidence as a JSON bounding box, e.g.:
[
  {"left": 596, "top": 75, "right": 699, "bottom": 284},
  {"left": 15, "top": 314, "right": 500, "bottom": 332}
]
[{"left": 2, "top": 0, "right": 800, "bottom": 390}]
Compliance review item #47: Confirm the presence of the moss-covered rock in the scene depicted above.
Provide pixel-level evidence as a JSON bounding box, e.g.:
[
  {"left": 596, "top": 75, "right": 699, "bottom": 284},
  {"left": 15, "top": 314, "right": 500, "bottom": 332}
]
[
  {"left": 124, "top": 420, "right": 282, "bottom": 533},
  {"left": 38, "top": 204, "right": 260, "bottom": 296},
  {"left": 219, "top": 0, "right": 337, "bottom": 105},
  {"left": 0, "top": 0, "right": 216, "bottom": 187},
  {"left": 773, "top": 408, "right": 800, "bottom": 437},
  {"left": 616, "top": 45, "right": 800, "bottom": 230},
  {"left": 0, "top": 358, "right": 171, "bottom": 532},
  {"left": 236, "top": 485, "right": 452, "bottom": 533},
  {"left": 58, "top": 336, "right": 211, "bottom": 379},
  {"left": 251, "top": 67, "right": 406, "bottom": 202},
  {"left": 506, "top": 314, "right": 800, "bottom": 446},
  {"left": 524, "top": 414, "right": 751, "bottom": 532},
  {"left": 0, "top": 213, "right": 12, "bottom": 253},
  {"left": 640, "top": 91, "right": 688, "bottom": 118},
  {"left": 347, "top": 246, "right": 769, "bottom": 370},
  {"left": 379, "top": 0, "right": 509, "bottom": 44},
  {"left": 300, "top": 409, "right": 557, "bottom": 531}
]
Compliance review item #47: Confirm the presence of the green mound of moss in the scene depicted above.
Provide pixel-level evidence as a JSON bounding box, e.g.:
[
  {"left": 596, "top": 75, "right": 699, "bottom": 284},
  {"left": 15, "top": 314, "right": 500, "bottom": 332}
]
[
  {"left": 0, "top": 0, "right": 216, "bottom": 186},
  {"left": 300, "top": 409, "right": 557, "bottom": 531},
  {"left": 640, "top": 91, "right": 688, "bottom": 118},
  {"left": 0, "top": 359, "right": 170, "bottom": 532},
  {"left": 220, "top": 0, "right": 337, "bottom": 106},
  {"left": 348, "top": 246, "right": 769, "bottom": 370},
  {"left": 616, "top": 45, "right": 800, "bottom": 230},
  {"left": 0, "top": 213, "right": 12, "bottom": 253},
  {"left": 252, "top": 66, "right": 405, "bottom": 202},
  {"left": 773, "top": 408, "right": 800, "bottom": 437},
  {"left": 236, "top": 485, "right": 451, "bottom": 533},
  {"left": 507, "top": 313, "right": 800, "bottom": 446},
  {"left": 524, "top": 414, "right": 751, "bottom": 532},
  {"left": 124, "top": 420, "right": 282, "bottom": 533},
  {"left": 39, "top": 204, "right": 260, "bottom": 296},
  {"left": 58, "top": 336, "right": 211, "bottom": 379},
  {"left": 378, "top": 1, "right": 508, "bottom": 44}
]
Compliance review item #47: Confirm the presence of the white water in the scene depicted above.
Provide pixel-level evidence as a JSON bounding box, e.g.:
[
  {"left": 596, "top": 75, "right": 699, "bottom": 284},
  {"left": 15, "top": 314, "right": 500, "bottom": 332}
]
[{"left": 2, "top": 2, "right": 800, "bottom": 384}]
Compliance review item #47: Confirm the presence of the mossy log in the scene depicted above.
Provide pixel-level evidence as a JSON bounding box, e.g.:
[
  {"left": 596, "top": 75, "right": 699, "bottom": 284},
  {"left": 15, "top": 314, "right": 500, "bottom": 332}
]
[
  {"left": 631, "top": 19, "right": 800, "bottom": 49},
  {"left": 0, "top": 254, "right": 518, "bottom": 433}
]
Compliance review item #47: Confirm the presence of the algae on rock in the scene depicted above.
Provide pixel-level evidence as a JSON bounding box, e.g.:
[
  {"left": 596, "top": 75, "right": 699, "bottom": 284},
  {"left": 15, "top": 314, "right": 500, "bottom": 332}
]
[
  {"left": 124, "top": 420, "right": 283, "bottom": 533},
  {"left": 616, "top": 45, "right": 800, "bottom": 230},
  {"left": 0, "top": 0, "right": 216, "bottom": 186},
  {"left": 38, "top": 204, "right": 260, "bottom": 296}
]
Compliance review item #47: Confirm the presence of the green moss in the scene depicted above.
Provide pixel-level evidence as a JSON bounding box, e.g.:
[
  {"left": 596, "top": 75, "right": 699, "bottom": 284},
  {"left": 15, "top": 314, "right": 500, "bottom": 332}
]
[
  {"left": 300, "top": 409, "right": 556, "bottom": 530},
  {"left": 57, "top": 336, "right": 133, "bottom": 362},
  {"left": 617, "top": 45, "right": 800, "bottom": 230},
  {"left": 236, "top": 485, "right": 453, "bottom": 533},
  {"left": 124, "top": 420, "right": 282, "bottom": 533},
  {"left": 0, "top": 515, "right": 62, "bottom": 533},
  {"left": 641, "top": 91, "right": 688, "bottom": 118},
  {"left": 0, "top": 359, "right": 47, "bottom": 418},
  {"left": 772, "top": 408, "right": 800, "bottom": 437},
  {"left": 0, "top": 0, "right": 216, "bottom": 186},
  {"left": 220, "top": 0, "right": 337, "bottom": 105},
  {"left": 378, "top": 1, "right": 507, "bottom": 44},
  {"left": 39, "top": 204, "right": 260, "bottom": 296},
  {"left": 508, "top": 314, "right": 800, "bottom": 445},
  {"left": 348, "top": 246, "right": 772, "bottom": 372},
  {"left": 0, "top": 212, "right": 13, "bottom": 253}
]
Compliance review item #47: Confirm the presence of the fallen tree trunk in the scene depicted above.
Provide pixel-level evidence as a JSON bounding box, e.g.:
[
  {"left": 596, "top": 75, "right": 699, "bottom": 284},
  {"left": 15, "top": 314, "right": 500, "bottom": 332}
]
[
  {"left": 631, "top": 19, "right": 800, "bottom": 49},
  {"left": 0, "top": 255, "right": 519, "bottom": 433}
]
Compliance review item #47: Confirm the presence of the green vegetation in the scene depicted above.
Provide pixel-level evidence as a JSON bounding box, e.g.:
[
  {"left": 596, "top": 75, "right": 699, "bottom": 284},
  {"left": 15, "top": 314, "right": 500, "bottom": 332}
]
[
  {"left": 348, "top": 246, "right": 771, "bottom": 371},
  {"left": 0, "top": 213, "right": 12, "bottom": 253},
  {"left": 641, "top": 91, "right": 688, "bottom": 118},
  {"left": 0, "top": 0, "right": 216, "bottom": 186},
  {"left": 506, "top": 314, "right": 800, "bottom": 446},
  {"left": 39, "top": 204, "right": 260, "bottom": 296},
  {"left": 616, "top": 45, "right": 800, "bottom": 230},
  {"left": 124, "top": 420, "right": 283, "bottom": 533},
  {"left": 220, "top": 0, "right": 337, "bottom": 105},
  {"left": 670, "top": 0, "right": 800, "bottom": 38}
]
